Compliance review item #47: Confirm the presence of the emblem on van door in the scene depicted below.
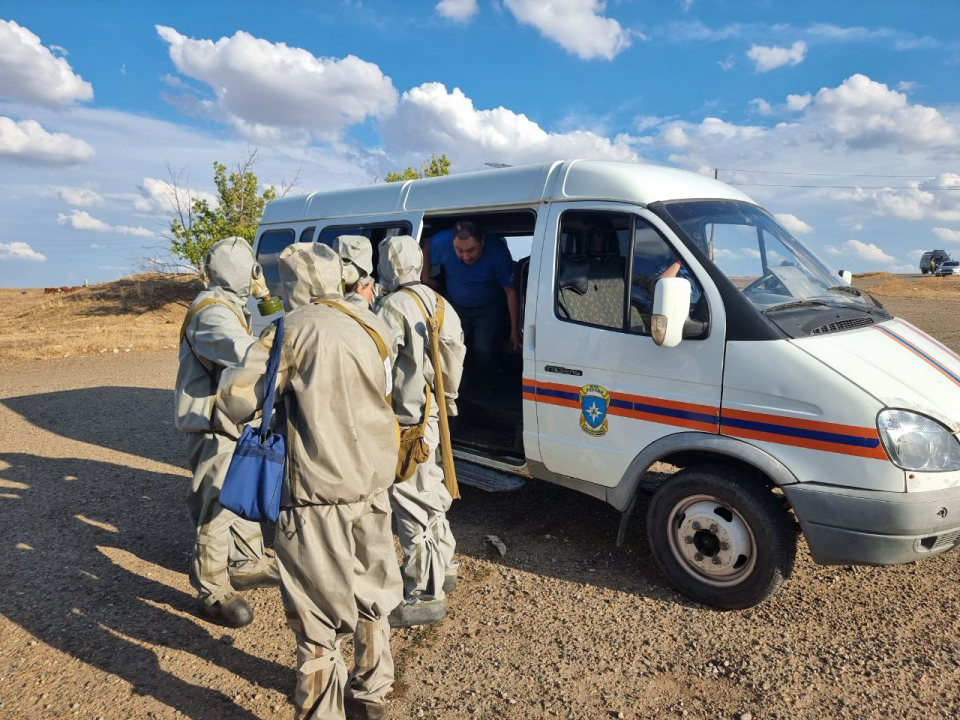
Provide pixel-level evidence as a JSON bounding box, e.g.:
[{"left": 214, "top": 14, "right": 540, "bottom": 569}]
[{"left": 579, "top": 384, "right": 610, "bottom": 437}]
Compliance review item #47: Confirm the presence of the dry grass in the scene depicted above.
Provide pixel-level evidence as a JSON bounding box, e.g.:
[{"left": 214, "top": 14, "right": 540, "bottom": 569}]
[
  {"left": 0, "top": 273, "right": 202, "bottom": 361},
  {"left": 861, "top": 274, "right": 960, "bottom": 300}
]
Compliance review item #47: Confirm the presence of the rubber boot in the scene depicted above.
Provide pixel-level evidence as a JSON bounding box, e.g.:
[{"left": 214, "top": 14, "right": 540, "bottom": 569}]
[
  {"left": 230, "top": 559, "right": 281, "bottom": 591},
  {"left": 388, "top": 597, "right": 447, "bottom": 628},
  {"left": 197, "top": 594, "right": 254, "bottom": 628},
  {"left": 345, "top": 697, "right": 390, "bottom": 720}
]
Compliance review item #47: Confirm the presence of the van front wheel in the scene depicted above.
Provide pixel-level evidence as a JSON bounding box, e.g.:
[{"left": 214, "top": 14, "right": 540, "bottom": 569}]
[{"left": 646, "top": 465, "right": 796, "bottom": 610}]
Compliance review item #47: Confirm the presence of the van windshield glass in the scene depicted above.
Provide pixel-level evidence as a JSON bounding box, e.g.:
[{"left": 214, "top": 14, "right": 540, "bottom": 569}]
[{"left": 659, "top": 200, "right": 873, "bottom": 312}]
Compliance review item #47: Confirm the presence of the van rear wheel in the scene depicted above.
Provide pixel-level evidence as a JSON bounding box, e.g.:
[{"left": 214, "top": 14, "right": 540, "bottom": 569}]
[{"left": 646, "top": 465, "right": 796, "bottom": 610}]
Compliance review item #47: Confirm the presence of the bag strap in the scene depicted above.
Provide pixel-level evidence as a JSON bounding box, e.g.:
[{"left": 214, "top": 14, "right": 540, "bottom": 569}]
[
  {"left": 311, "top": 299, "right": 389, "bottom": 364},
  {"left": 179, "top": 297, "right": 250, "bottom": 344},
  {"left": 259, "top": 316, "right": 285, "bottom": 441},
  {"left": 398, "top": 287, "right": 444, "bottom": 427}
]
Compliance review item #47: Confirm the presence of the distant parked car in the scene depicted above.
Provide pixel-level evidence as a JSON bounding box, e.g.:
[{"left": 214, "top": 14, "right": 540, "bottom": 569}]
[
  {"left": 935, "top": 260, "right": 960, "bottom": 277},
  {"left": 920, "top": 249, "right": 951, "bottom": 274}
]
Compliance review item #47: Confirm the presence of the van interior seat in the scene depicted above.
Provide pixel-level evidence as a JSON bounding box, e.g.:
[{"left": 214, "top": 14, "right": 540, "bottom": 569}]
[{"left": 557, "top": 229, "right": 626, "bottom": 328}]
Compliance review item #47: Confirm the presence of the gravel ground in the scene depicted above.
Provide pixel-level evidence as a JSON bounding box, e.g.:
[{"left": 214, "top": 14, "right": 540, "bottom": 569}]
[{"left": 2, "top": 286, "right": 960, "bottom": 719}]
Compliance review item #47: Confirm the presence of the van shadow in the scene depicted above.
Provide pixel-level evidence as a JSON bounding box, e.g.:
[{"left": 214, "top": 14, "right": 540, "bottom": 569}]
[
  {"left": 449, "top": 480, "right": 697, "bottom": 607},
  {"left": 2, "top": 387, "right": 183, "bottom": 467},
  {"left": 0, "top": 451, "right": 290, "bottom": 718}
]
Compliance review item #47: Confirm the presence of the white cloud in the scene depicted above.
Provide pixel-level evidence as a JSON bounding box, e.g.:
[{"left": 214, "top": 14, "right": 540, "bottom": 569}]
[
  {"left": 747, "top": 41, "right": 807, "bottom": 72},
  {"left": 57, "top": 210, "right": 154, "bottom": 238},
  {"left": 713, "top": 247, "right": 740, "bottom": 260},
  {"left": 381, "top": 82, "right": 638, "bottom": 171},
  {"left": 135, "top": 177, "right": 218, "bottom": 216},
  {"left": 677, "top": 0, "right": 694, "bottom": 10},
  {"left": 503, "top": 0, "right": 633, "bottom": 61},
  {"left": 885, "top": 263, "right": 918, "bottom": 273},
  {"left": 649, "top": 116, "right": 764, "bottom": 150},
  {"left": 810, "top": 74, "right": 959, "bottom": 151},
  {"left": 0, "top": 241, "right": 46, "bottom": 262},
  {"left": 0, "top": 116, "right": 94, "bottom": 165},
  {"left": 751, "top": 98, "right": 773, "bottom": 116},
  {"left": 436, "top": 0, "right": 479, "bottom": 22},
  {"left": 785, "top": 93, "right": 812, "bottom": 112},
  {"left": 829, "top": 175, "right": 960, "bottom": 223},
  {"left": 45, "top": 185, "right": 104, "bottom": 207},
  {"left": 0, "top": 20, "right": 93, "bottom": 106},
  {"left": 907, "top": 249, "right": 926, "bottom": 261},
  {"left": 933, "top": 227, "right": 960, "bottom": 243},
  {"left": 156, "top": 26, "right": 398, "bottom": 141},
  {"left": 774, "top": 213, "right": 813, "bottom": 234},
  {"left": 717, "top": 55, "right": 736, "bottom": 71},
  {"left": 824, "top": 239, "right": 894, "bottom": 263}
]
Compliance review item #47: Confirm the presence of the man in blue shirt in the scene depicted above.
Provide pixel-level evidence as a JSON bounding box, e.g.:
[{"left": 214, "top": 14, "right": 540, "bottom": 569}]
[{"left": 421, "top": 220, "right": 520, "bottom": 374}]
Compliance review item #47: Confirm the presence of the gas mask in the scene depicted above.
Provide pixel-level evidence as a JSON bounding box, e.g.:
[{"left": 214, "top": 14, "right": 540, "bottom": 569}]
[{"left": 250, "top": 263, "right": 283, "bottom": 316}]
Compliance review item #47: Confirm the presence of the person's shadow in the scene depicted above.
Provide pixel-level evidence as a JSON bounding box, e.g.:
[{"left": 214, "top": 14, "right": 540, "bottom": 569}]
[{"left": 0, "top": 387, "right": 290, "bottom": 718}]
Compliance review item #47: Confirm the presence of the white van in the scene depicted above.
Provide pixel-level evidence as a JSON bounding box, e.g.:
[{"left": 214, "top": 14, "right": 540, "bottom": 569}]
[{"left": 251, "top": 159, "right": 960, "bottom": 609}]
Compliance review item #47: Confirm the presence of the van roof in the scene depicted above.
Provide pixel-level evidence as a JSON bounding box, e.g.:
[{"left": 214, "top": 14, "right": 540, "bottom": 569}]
[{"left": 261, "top": 159, "right": 755, "bottom": 224}]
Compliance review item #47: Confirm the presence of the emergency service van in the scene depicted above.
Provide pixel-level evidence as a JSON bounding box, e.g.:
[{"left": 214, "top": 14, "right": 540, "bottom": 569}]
[{"left": 251, "top": 160, "right": 960, "bottom": 609}]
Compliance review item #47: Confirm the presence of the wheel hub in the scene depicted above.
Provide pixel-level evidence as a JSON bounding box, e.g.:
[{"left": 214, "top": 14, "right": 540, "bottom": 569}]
[{"left": 668, "top": 497, "right": 756, "bottom": 587}]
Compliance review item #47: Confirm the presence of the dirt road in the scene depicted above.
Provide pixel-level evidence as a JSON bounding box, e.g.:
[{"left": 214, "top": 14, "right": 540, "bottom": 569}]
[{"left": 2, "top": 284, "right": 960, "bottom": 719}]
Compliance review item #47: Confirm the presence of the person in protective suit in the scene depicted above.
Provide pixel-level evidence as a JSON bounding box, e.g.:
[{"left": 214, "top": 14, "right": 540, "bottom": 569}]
[
  {"left": 334, "top": 235, "right": 376, "bottom": 308},
  {"left": 174, "top": 236, "right": 282, "bottom": 628},
  {"left": 376, "top": 235, "right": 466, "bottom": 628},
  {"left": 217, "top": 242, "right": 403, "bottom": 720}
]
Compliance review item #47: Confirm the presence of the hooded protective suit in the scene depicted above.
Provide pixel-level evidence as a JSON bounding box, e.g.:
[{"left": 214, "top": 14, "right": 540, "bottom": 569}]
[
  {"left": 376, "top": 235, "right": 465, "bottom": 613},
  {"left": 217, "top": 242, "right": 403, "bottom": 720},
  {"left": 174, "top": 237, "right": 273, "bottom": 617},
  {"left": 333, "top": 235, "right": 375, "bottom": 309}
]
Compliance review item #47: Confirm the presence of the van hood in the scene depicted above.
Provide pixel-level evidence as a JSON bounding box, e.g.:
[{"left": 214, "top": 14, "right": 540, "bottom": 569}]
[{"left": 791, "top": 319, "right": 960, "bottom": 432}]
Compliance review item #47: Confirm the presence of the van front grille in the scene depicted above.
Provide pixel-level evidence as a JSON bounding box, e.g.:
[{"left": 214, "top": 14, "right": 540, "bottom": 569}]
[{"left": 810, "top": 317, "right": 875, "bottom": 335}]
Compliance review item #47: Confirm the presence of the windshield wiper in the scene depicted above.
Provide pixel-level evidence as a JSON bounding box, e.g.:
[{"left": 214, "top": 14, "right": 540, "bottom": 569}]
[
  {"left": 761, "top": 299, "right": 830, "bottom": 314},
  {"left": 826, "top": 285, "right": 862, "bottom": 297},
  {"left": 826, "top": 285, "right": 884, "bottom": 309}
]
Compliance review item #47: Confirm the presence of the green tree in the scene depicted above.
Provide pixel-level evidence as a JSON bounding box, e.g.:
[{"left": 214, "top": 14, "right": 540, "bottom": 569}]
[
  {"left": 166, "top": 151, "right": 279, "bottom": 273},
  {"left": 384, "top": 153, "right": 451, "bottom": 183}
]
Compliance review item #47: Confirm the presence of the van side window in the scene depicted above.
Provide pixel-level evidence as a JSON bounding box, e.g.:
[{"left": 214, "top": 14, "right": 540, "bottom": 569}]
[
  {"left": 300, "top": 227, "right": 315, "bottom": 243},
  {"left": 629, "top": 222, "right": 704, "bottom": 336},
  {"left": 315, "top": 222, "right": 411, "bottom": 282},
  {"left": 555, "top": 211, "right": 631, "bottom": 330},
  {"left": 256, "top": 229, "right": 296, "bottom": 294}
]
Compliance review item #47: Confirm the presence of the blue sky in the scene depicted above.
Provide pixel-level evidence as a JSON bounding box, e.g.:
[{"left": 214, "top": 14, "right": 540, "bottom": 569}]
[{"left": 1, "top": 0, "right": 959, "bottom": 286}]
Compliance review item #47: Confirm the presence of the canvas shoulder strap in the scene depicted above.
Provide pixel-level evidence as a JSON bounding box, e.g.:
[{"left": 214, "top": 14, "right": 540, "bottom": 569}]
[
  {"left": 398, "top": 286, "right": 445, "bottom": 328},
  {"left": 179, "top": 297, "right": 250, "bottom": 344},
  {"left": 311, "top": 299, "right": 389, "bottom": 364}
]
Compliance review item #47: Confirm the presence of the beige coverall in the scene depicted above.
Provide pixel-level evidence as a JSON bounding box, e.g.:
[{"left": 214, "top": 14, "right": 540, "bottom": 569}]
[
  {"left": 377, "top": 236, "right": 466, "bottom": 603},
  {"left": 218, "top": 243, "right": 402, "bottom": 720},
  {"left": 174, "top": 238, "right": 271, "bottom": 605}
]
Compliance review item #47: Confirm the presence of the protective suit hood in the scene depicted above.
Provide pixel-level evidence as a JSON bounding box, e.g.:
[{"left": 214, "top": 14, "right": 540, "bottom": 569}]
[
  {"left": 334, "top": 235, "right": 374, "bottom": 280},
  {"left": 205, "top": 237, "right": 257, "bottom": 300},
  {"left": 278, "top": 242, "right": 343, "bottom": 312},
  {"left": 378, "top": 235, "right": 422, "bottom": 292}
]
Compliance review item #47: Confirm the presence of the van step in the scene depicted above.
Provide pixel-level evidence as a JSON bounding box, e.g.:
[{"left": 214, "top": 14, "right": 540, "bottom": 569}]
[{"left": 455, "top": 459, "right": 527, "bottom": 493}]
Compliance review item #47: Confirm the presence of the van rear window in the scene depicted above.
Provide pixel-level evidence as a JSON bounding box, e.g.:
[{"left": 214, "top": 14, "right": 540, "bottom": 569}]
[{"left": 256, "top": 229, "right": 295, "bottom": 293}]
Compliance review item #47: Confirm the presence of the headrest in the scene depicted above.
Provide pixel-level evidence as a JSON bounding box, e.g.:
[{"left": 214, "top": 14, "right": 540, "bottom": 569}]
[{"left": 558, "top": 255, "right": 589, "bottom": 296}]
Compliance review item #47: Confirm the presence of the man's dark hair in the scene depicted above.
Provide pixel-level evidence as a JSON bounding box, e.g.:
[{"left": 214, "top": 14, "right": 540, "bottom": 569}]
[{"left": 453, "top": 220, "right": 481, "bottom": 242}]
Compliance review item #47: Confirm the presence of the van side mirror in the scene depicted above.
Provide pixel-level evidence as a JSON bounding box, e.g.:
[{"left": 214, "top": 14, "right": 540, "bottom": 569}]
[
  {"left": 839, "top": 269, "right": 852, "bottom": 285},
  {"left": 651, "top": 277, "right": 691, "bottom": 348}
]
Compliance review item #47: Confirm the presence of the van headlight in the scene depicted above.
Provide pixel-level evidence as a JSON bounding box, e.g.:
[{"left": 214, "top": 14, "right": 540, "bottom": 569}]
[{"left": 877, "top": 410, "right": 960, "bottom": 471}]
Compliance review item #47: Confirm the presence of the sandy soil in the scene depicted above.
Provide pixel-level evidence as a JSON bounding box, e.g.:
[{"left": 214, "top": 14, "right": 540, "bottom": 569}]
[
  {"left": 0, "top": 274, "right": 200, "bottom": 361},
  {"left": 1, "top": 275, "right": 960, "bottom": 719}
]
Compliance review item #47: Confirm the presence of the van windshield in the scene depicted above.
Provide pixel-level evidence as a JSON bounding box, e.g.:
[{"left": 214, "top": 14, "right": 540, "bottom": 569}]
[{"left": 658, "top": 200, "right": 875, "bottom": 313}]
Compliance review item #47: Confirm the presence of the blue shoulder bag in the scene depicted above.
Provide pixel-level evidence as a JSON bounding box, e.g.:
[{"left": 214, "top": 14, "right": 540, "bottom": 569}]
[{"left": 219, "top": 317, "right": 286, "bottom": 523}]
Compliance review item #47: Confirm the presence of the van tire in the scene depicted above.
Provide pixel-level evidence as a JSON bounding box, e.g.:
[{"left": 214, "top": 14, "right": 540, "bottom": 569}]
[{"left": 646, "top": 465, "right": 796, "bottom": 610}]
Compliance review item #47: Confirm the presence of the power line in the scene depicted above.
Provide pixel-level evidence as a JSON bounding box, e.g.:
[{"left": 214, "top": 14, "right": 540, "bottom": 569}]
[
  {"left": 714, "top": 167, "right": 947, "bottom": 179},
  {"left": 726, "top": 181, "right": 960, "bottom": 191}
]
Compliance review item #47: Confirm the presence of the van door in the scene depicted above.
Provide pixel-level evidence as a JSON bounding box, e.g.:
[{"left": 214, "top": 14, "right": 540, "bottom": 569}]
[{"left": 530, "top": 202, "right": 726, "bottom": 487}]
